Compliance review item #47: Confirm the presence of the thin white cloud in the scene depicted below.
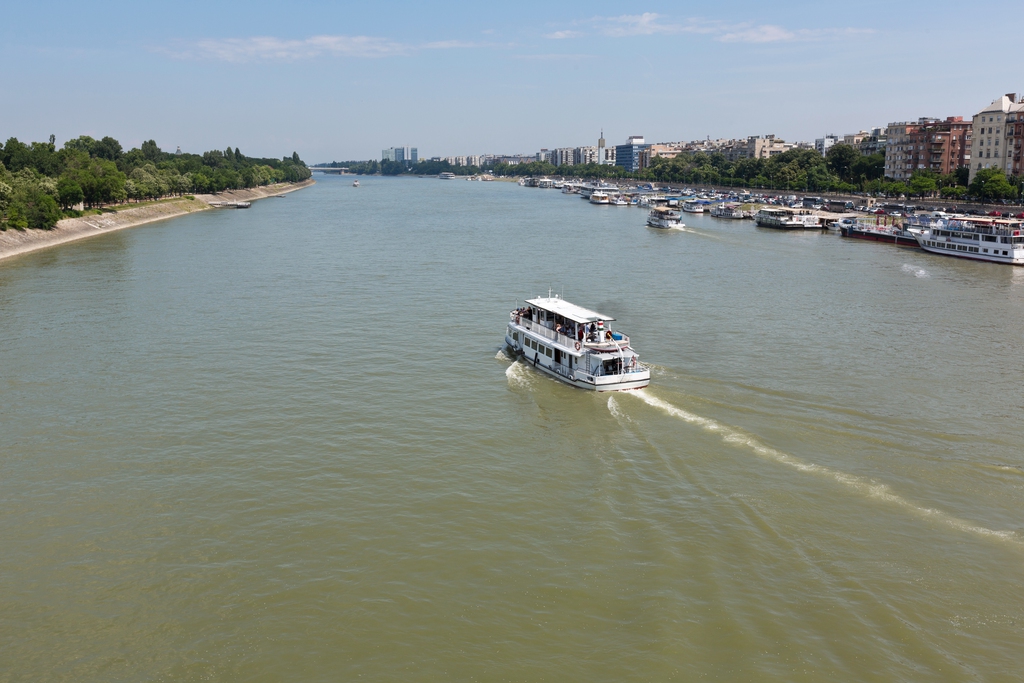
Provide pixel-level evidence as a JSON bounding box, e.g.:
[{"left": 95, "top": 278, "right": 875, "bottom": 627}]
[
  {"left": 169, "top": 35, "right": 500, "bottom": 62},
  {"left": 719, "top": 25, "right": 872, "bottom": 43},
  {"left": 547, "top": 14, "right": 869, "bottom": 44},
  {"left": 422, "top": 40, "right": 486, "bottom": 49},
  {"left": 719, "top": 25, "right": 796, "bottom": 43},
  {"left": 179, "top": 35, "right": 410, "bottom": 62},
  {"left": 512, "top": 53, "right": 593, "bottom": 61},
  {"left": 595, "top": 13, "right": 718, "bottom": 37}
]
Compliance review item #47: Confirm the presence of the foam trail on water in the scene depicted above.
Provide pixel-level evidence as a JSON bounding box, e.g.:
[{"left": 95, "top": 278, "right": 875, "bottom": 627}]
[
  {"left": 495, "top": 349, "right": 512, "bottom": 363},
  {"left": 901, "top": 263, "right": 930, "bottom": 278},
  {"left": 607, "top": 395, "right": 631, "bottom": 423},
  {"left": 631, "top": 390, "right": 1020, "bottom": 547},
  {"left": 505, "top": 361, "right": 533, "bottom": 390}
]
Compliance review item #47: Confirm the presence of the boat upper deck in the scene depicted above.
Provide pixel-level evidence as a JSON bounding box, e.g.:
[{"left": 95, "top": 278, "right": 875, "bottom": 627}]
[
  {"left": 512, "top": 297, "right": 630, "bottom": 354},
  {"left": 525, "top": 297, "right": 614, "bottom": 324}
]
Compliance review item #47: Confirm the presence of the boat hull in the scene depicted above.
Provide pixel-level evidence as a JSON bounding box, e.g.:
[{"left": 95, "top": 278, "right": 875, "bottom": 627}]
[
  {"left": 647, "top": 218, "right": 683, "bottom": 229},
  {"left": 915, "top": 234, "right": 1024, "bottom": 265}
]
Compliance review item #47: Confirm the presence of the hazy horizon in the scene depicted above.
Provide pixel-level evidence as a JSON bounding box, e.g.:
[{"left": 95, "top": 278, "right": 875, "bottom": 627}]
[{"left": 4, "top": 0, "right": 1022, "bottom": 162}]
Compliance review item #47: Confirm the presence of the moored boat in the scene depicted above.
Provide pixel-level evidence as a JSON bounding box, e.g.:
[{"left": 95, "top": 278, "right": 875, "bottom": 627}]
[
  {"left": 912, "top": 216, "right": 1024, "bottom": 264},
  {"left": 755, "top": 208, "right": 822, "bottom": 229},
  {"left": 682, "top": 200, "right": 705, "bottom": 213},
  {"left": 439, "top": 172, "right": 456, "bottom": 179},
  {"left": 590, "top": 191, "right": 611, "bottom": 205},
  {"left": 709, "top": 203, "right": 748, "bottom": 219},
  {"left": 839, "top": 218, "right": 919, "bottom": 247},
  {"left": 506, "top": 295, "right": 651, "bottom": 391}
]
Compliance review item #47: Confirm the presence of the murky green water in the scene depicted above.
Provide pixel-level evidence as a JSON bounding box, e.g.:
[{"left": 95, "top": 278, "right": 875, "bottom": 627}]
[{"left": 2, "top": 176, "right": 1023, "bottom": 681}]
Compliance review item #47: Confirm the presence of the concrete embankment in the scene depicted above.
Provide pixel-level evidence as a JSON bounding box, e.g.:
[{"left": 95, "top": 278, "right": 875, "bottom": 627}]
[{"left": 0, "top": 179, "right": 315, "bottom": 263}]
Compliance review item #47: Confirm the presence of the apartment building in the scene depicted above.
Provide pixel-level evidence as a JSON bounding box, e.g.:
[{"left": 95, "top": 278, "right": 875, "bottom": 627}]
[
  {"left": 884, "top": 117, "right": 970, "bottom": 180},
  {"left": 549, "top": 148, "right": 575, "bottom": 166},
  {"left": 969, "top": 93, "right": 1024, "bottom": 182},
  {"left": 574, "top": 146, "right": 598, "bottom": 165},
  {"left": 815, "top": 134, "right": 840, "bottom": 156},
  {"left": 748, "top": 135, "right": 798, "bottom": 159}
]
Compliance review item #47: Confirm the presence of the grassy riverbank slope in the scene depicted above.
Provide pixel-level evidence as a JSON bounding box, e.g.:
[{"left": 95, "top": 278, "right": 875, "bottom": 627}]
[{"left": 0, "top": 179, "right": 314, "bottom": 263}]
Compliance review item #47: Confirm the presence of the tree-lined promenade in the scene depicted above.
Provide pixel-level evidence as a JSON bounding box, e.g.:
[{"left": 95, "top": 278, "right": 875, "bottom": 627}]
[
  {"left": 330, "top": 144, "right": 1022, "bottom": 203},
  {"left": 0, "top": 136, "right": 312, "bottom": 230}
]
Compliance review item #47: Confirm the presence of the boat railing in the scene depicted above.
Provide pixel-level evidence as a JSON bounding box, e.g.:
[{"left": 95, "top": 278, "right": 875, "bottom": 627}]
[{"left": 510, "top": 313, "right": 630, "bottom": 350}]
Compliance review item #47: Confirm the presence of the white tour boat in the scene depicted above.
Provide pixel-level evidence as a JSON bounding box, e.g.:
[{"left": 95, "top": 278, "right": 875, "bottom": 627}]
[
  {"left": 755, "top": 208, "right": 822, "bottom": 229},
  {"left": 506, "top": 295, "right": 651, "bottom": 391},
  {"left": 647, "top": 207, "right": 684, "bottom": 229},
  {"left": 709, "top": 203, "right": 748, "bottom": 219},
  {"left": 590, "top": 191, "right": 611, "bottom": 205},
  {"left": 682, "top": 200, "right": 705, "bottom": 213},
  {"left": 580, "top": 182, "right": 620, "bottom": 199},
  {"left": 439, "top": 172, "right": 456, "bottom": 179},
  {"left": 911, "top": 216, "right": 1024, "bottom": 265}
]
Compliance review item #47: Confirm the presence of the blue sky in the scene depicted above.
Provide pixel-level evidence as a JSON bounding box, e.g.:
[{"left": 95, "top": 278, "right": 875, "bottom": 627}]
[{"left": 3, "top": 1, "right": 1022, "bottom": 162}]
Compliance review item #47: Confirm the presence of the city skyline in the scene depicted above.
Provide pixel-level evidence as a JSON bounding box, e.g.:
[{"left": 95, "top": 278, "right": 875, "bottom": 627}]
[{"left": 4, "top": 0, "right": 1023, "bottom": 161}]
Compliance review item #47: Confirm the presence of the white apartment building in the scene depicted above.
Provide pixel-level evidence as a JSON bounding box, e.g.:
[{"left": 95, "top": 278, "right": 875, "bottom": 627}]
[
  {"left": 815, "top": 134, "right": 840, "bottom": 156},
  {"left": 969, "top": 93, "right": 1024, "bottom": 182}
]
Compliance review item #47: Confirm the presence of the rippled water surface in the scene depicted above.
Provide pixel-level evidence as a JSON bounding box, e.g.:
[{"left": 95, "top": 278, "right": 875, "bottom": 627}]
[{"left": 2, "top": 176, "right": 1023, "bottom": 681}]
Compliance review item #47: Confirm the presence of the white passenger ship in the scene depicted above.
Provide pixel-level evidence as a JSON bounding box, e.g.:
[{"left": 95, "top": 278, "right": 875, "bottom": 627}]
[
  {"left": 754, "top": 208, "right": 822, "bottom": 229},
  {"left": 910, "top": 215, "right": 1024, "bottom": 265},
  {"left": 505, "top": 295, "right": 651, "bottom": 391},
  {"left": 647, "top": 207, "right": 684, "bottom": 229}
]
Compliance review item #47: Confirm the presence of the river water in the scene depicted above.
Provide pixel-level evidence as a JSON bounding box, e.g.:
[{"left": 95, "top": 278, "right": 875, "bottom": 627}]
[{"left": 2, "top": 175, "right": 1023, "bottom": 681}]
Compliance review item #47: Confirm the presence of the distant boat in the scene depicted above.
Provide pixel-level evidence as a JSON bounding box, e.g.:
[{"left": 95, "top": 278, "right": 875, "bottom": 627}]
[
  {"left": 754, "top": 208, "right": 822, "bottom": 229},
  {"left": 682, "top": 201, "right": 705, "bottom": 214},
  {"left": 709, "top": 203, "right": 748, "bottom": 219},
  {"left": 589, "top": 191, "right": 611, "bottom": 205},
  {"left": 439, "top": 172, "right": 456, "bottom": 179},
  {"left": 352, "top": 180, "right": 360, "bottom": 187}
]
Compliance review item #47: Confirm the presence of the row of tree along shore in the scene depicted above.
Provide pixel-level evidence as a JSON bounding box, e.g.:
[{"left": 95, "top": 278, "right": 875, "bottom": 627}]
[
  {"left": 1, "top": 135, "right": 313, "bottom": 230},
  {"left": 327, "top": 144, "right": 1021, "bottom": 203}
]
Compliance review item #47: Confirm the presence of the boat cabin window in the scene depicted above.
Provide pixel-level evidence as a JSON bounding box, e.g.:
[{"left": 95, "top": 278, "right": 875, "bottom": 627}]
[{"left": 983, "top": 235, "right": 997, "bottom": 242}]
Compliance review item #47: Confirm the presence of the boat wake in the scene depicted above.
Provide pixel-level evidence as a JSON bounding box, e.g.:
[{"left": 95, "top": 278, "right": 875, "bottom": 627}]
[
  {"left": 901, "top": 263, "right": 930, "bottom": 278},
  {"left": 505, "top": 361, "right": 534, "bottom": 390},
  {"left": 627, "top": 389, "right": 1020, "bottom": 548}
]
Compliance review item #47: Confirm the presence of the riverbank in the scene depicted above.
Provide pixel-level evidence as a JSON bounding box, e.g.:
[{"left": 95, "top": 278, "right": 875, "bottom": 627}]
[{"left": 0, "top": 179, "right": 315, "bottom": 263}]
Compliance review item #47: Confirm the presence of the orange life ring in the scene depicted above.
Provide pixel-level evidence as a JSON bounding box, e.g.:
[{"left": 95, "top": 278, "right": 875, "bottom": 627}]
[{"left": 574, "top": 341, "right": 581, "bottom": 351}]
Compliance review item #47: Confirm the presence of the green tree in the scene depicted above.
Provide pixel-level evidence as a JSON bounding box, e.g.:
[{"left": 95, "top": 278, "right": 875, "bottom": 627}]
[
  {"left": 56, "top": 176, "right": 84, "bottom": 209},
  {"left": 969, "top": 169, "right": 1016, "bottom": 201},
  {"left": 24, "top": 192, "right": 62, "bottom": 229},
  {"left": 908, "top": 171, "right": 938, "bottom": 197},
  {"left": 141, "top": 139, "right": 161, "bottom": 162},
  {"left": 825, "top": 144, "right": 859, "bottom": 183}
]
